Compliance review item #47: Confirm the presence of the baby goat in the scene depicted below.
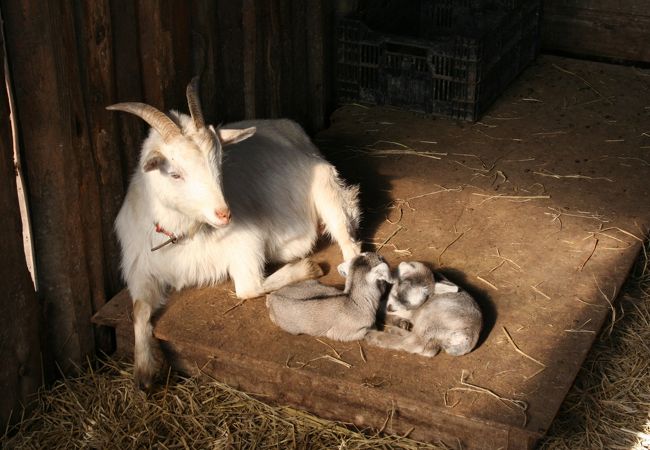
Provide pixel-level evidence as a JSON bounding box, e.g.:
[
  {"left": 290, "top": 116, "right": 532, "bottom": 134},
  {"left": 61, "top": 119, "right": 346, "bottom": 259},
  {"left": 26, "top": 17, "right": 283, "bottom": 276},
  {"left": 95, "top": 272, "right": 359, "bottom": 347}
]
[
  {"left": 365, "top": 262, "right": 482, "bottom": 357},
  {"left": 108, "top": 78, "right": 361, "bottom": 388},
  {"left": 266, "top": 252, "right": 392, "bottom": 341}
]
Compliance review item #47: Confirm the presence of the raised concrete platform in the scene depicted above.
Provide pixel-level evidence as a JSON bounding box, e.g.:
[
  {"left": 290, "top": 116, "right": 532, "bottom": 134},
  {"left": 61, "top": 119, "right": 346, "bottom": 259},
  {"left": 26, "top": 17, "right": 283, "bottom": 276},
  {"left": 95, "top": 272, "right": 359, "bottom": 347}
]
[{"left": 94, "top": 56, "right": 650, "bottom": 449}]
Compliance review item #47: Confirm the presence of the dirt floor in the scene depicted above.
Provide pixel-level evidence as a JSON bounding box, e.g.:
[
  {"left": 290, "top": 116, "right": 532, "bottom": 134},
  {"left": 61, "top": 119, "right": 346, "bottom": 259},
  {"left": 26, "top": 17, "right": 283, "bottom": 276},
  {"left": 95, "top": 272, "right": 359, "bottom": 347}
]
[{"left": 92, "top": 54, "right": 650, "bottom": 449}]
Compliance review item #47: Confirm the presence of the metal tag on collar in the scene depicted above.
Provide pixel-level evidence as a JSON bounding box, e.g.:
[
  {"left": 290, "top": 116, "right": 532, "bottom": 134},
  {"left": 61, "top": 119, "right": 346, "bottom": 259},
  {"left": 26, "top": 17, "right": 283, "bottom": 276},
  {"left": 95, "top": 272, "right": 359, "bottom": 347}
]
[
  {"left": 152, "top": 222, "right": 180, "bottom": 251},
  {"left": 151, "top": 234, "right": 178, "bottom": 252}
]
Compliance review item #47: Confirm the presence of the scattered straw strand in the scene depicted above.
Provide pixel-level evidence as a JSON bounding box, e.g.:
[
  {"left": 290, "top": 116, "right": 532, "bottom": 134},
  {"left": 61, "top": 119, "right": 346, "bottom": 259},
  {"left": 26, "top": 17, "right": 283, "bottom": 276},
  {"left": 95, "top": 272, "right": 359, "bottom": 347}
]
[
  {"left": 357, "top": 342, "right": 367, "bottom": 363},
  {"left": 436, "top": 229, "right": 469, "bottom": 266},
  {"left": 531, "top": 283, "right": 551, "bottom": 300},
  {"left": 476, "top": 275, "right": 498, "bottom": 291},
  {"left": 445, "top": 371, "right": 528, "bottom": 426},
  {"left": 376, "top": 226, "right": 403, "bottom": 252},
  {"left": 578, "top": 238, "right": 599, "bottom": 271},
  {"left": 533, "top": 169, "right": 613, "bottom": 182},
  {"left": 502, "top": 327, "right": 547, "bottom": 369}
]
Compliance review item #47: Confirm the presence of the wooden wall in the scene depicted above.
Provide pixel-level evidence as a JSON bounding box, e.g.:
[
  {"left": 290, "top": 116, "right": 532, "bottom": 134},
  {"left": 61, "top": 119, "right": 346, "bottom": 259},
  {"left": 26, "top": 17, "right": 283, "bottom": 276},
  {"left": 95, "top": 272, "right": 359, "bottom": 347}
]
[
  {"left": 0, "top": 18, "right": 42, "bottom": 429},
  {"left": 542, "top": 0, "right": 650, "bottom": 63},
  {"left": 0, "top": 0, "right": 333, "bottom": 427}
]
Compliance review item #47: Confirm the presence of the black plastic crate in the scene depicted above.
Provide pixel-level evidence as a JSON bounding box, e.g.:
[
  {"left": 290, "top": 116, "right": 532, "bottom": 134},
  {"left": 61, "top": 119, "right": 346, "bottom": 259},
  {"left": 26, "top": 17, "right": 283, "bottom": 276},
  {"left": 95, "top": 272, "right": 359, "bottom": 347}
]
[{"left": 336, "top": 1, "right": 541, "bottom": 121}]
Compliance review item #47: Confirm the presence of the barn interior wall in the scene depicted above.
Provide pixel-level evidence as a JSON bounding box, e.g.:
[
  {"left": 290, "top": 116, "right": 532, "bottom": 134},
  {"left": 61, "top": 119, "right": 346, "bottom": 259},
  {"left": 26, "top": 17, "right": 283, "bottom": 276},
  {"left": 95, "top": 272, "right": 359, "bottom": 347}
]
[
  {"left": 0, "top": 0, "right": 332, "bottom": 429},
  {"left": 541, "top": 0, "right": 650, "bottom": 63}
]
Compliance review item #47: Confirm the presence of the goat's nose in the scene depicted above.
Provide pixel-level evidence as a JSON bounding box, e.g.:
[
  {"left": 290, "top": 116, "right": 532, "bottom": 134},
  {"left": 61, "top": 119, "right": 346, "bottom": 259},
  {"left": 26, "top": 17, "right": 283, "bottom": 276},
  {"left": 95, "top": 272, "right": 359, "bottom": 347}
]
[{"left": 215, "top": 208, "right": 231, "bottom": 224}]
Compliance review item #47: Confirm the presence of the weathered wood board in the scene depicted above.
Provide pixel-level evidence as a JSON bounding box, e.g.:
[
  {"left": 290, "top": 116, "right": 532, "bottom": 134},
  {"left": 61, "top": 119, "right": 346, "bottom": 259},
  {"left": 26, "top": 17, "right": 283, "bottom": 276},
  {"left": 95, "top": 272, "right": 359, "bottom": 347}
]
[
  {"left": 542, "top": 0, "right": 650, "bottom": 63},
  {"left": 94, "top": 55, "right": 650, "bottom": 449},
  {"left": 0, "top": 23, "right": 42, "bottom": 430}
]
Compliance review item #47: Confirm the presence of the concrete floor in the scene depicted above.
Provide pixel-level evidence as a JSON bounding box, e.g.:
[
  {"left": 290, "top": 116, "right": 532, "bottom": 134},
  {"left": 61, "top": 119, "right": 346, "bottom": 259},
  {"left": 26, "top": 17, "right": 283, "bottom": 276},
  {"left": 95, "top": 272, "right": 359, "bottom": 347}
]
[{"left": 95, "top": 55, "right": 650, "bottom": 449}]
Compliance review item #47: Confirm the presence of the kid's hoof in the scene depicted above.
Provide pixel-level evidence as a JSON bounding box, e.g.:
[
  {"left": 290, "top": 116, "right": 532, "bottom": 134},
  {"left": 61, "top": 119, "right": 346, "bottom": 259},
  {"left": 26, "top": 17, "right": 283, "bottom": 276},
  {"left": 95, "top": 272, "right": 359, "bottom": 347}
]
[{"left": 305, "top": 259, "right": 324, "bottom": 278}]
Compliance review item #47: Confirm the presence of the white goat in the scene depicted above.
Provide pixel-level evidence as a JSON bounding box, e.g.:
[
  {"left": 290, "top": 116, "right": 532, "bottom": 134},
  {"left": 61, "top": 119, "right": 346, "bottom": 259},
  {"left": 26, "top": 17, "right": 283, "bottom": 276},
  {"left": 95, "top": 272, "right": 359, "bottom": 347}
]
[
  {"left": 109, "top": 78, "right": 361, "bottom": 388},
  {"left": 265, "top": 252, "right": 392, "bottom": 341},
  {"left": 365, "top": 262, "right": 482, "bottom": 357}
]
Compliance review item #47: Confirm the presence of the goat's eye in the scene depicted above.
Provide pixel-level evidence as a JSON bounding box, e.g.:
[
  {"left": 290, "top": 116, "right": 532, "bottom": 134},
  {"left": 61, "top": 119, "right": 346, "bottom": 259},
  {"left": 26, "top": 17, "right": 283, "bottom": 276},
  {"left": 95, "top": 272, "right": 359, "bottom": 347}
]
[{"left": 170, "top": 172, "right": 182, "bottom": 180}]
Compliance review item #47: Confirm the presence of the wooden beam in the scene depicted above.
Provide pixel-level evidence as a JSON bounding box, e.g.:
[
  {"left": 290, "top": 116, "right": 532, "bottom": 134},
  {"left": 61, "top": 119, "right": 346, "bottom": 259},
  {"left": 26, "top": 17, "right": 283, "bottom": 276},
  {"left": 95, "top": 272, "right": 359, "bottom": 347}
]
[
  {"left": 0, "top": 9, "right": 42, "bottom": 428},
  {"left": 542, "top": 2, "right": 650, "bottom": 63}
]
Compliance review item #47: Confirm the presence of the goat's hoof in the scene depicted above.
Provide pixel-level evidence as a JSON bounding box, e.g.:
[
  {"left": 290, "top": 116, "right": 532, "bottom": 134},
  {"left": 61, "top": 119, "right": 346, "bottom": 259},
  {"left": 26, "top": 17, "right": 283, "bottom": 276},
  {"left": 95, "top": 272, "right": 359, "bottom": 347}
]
[
  {"left": 421, "top": 346, "right": 441, "bottom": 358},
  {"left": 134, "top": 366, "right": 158, "bottom": 391},
  {"left": 134, "top": 345, "right": 165, "bottom": 391},
  {"left": 364, "top": 331, "right": 381, "bottom": 346},
  {"left": 397, "top": 319, "right": 412, "bottom": 331}
]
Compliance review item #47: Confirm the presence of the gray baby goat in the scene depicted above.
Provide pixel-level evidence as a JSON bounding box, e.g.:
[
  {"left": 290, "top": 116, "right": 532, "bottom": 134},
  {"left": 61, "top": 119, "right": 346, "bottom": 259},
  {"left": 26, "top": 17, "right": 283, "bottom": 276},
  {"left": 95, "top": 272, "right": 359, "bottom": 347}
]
[
  {"left": 266, "top": 252, "right": 392, "bottom": 341},
  {"left": 365, "top": 261, "right": 482, "bottom": 357}
]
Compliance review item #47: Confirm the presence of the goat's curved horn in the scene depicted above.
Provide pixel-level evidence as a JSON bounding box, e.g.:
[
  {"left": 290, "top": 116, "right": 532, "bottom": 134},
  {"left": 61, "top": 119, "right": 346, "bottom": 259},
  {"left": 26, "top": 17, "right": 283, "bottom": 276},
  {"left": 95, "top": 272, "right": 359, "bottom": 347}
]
[
  {"left": 186, "top": 76, "right": 205, "bottom": 130},
  {"left": 106, "top": 103, "right": 181, "bottom": 143}
]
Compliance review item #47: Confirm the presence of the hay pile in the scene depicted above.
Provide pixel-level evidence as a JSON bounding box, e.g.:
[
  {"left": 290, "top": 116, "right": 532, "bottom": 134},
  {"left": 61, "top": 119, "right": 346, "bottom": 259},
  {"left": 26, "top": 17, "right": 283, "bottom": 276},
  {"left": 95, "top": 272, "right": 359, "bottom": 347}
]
[
  {"left": 1, "top": 358, "right": 454, "bottom": 449},
  {"left": 538, "top": 241, "right": 650, "bottom": 450},
  {"left": 0, "top": 366, "right": 447, "bottom": 449},
  {"left": 3, "top": 243, "right": 649, "bottom": 450}
]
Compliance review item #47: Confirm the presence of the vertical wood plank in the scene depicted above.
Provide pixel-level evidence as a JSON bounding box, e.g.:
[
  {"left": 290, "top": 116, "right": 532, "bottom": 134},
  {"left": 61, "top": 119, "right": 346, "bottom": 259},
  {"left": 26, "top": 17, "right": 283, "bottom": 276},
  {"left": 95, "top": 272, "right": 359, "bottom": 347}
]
[
  {"left": 254, "top": 0, "right": 269, "bottom": 117},
  {"left": 242, "top": 0, "right": 256, "bottom": 119},
  {"left": 76, "top": 0, "right": 124, "bottom": 305},
  {"left": 321, "top": 0, "right": 335, "bottom": 127},
  {"left": 168, "top": 1, "right": 192, "bottom": 108},
  {"left": 290, "top": 0, "right": 309, "bottom": 128},
  {"left": 191, "top": 0, "right": 219, "bottom": 124},
  {"left": 265, "top": 0, "right": 282, "bottom": 118},
  {"left": 0, "top": 10, "right": 42, "bottom": 428},
  {"left": 277, "top": 0, "right": 294, "bottom": 119},
  {"left": 306, "top": 0, "right": 326, "bottom": 132},
  {"left": 137, "top": 0, "right": 191, "bottom": 112},
  {"left": 214, "top": 0, "right": 246, "bottom": 123},
  {"left": 110, "top": 0, "right": 145, "bottom": 178},
  {"left": 2, "top": 0, "right": 99, "bottom": 375}
]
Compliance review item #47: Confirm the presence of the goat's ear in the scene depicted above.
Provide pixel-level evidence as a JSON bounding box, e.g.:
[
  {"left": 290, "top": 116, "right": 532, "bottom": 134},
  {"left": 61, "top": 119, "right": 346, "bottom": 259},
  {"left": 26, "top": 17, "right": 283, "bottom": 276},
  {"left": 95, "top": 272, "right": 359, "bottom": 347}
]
[
  {"left": 369, "top": 262, "right": 393, "bottom": 283},
  {"left": 217, "top": 127, "right": 256, "bottom": 146},
  {"left": 143, "top": 150, "right": 167, "bottom": 172}
]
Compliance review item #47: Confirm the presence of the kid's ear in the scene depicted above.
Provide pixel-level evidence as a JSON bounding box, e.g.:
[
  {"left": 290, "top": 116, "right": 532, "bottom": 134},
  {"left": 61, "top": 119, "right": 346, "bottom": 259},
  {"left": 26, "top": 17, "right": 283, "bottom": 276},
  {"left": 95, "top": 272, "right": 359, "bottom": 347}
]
[
  {"left": 368, "top": 262, "right": 394, "bottom": 283},
  {"left": 397, "top": 261, "right": 417, "bottom": 278},
  {"left": 337, "top": 260, "right": 351, "bottom": 277},
  {"left": 217, "top": 127, "right": 256, "bottom": 146},
  {"left": 433, "top": 280, "right": 459, "bottom": 294},
  {"left": 143, "top": 150, "right": 167, "bottom": 172}
]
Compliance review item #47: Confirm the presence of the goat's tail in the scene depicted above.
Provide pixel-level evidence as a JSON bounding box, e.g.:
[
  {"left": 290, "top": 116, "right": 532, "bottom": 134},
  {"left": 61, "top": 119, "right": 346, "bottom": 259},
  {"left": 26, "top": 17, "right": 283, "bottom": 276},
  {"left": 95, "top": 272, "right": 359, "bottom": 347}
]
[{"left": 311, "top": 164, "right": 361, "bottom": 261}]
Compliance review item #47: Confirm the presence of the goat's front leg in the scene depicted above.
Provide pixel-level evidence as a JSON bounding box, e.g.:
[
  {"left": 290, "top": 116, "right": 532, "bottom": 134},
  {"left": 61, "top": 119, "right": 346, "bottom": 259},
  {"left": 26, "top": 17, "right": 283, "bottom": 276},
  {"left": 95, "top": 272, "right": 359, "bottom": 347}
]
[
  {"left": 230, "top": 250, "right": 323, "bottom": 299},
  {"left": 311, "top": 164, "right": 362, "bottom": 261},
  {"left": 130, "top": 281, "right": 166, "bottom": 390}
]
